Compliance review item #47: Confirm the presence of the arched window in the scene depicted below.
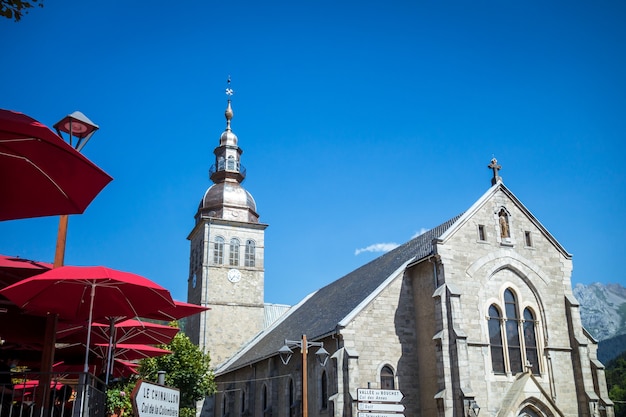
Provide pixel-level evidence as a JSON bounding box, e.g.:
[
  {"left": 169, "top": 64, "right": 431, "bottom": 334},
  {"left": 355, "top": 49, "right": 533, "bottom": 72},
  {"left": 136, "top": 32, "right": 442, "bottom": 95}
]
[
  {"left": 524, "top": 308, "right": 540, "bottom": 375},
  {"left": 505, "top": 289, "right": 523, "bottom": 373},
  {"left": 241, "top": 389, "right": 246, "bottom": 414},
  {"left": 229, "top": 238, "right": 240, "bottom": 266},
  {"left": 380, "top": 365, "right": 395, "bottom": 389},
  {"left": 288, "top": 378, "right": 296, "bottom": 417},
  {"left": 488, "top": 288, "right": 541, "bottom": 376},
  {"left": 213, "top": 236, "right": 224, "bottom": 265},
  {"left": 245, "top": 240, "right": 256, "bottom": 267},
  {"left": 488, "top": 305, "right": 505, "bottom": 374},
  {"left": 320, "top": 370, "right": 328, "bottom": 409},
  {"left": 262, "top": 384, "right": 269, "bottom": 411},
  {"left": 227, "top": 155, "right": 235, "bottom": 170},
  {"left": 222, "top": 392, "right": 229, "bottom": 417}
]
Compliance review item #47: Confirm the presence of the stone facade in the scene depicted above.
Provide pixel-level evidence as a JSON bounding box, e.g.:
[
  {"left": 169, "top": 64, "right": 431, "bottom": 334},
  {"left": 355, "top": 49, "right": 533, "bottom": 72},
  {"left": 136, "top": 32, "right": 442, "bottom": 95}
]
[
  {"left": 206, "top": 182, "right": 613, "bottom": 417},
  {"left": 189, "top": 103, "right": 612, "bottom": 417}
]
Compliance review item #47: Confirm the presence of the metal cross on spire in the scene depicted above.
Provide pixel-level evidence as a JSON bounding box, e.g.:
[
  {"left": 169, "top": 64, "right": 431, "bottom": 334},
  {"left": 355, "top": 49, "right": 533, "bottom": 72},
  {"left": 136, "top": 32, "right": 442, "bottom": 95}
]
[
  {"left": 224, "top": 76, "right": 234, "bottom": 131},
  {"left": 225, "top": 76, "right": 234, "bottom": 97},
  {"left": 488, "top": 157, "right": 502, "bottom": 186}
]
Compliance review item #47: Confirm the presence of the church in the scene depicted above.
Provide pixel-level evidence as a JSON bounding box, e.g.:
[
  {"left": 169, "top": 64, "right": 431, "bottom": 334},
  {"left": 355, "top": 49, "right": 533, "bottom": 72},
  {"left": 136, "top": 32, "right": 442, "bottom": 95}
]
[{"left": 185, "top": 94, "right": 614, "bottom": 417}]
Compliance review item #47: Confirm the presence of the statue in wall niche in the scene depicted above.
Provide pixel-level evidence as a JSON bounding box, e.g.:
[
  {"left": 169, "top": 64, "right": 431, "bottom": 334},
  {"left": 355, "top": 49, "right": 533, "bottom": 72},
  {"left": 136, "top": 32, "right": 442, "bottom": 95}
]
[{"left": 499, "top": 208, "right": 510, "bottom": 238}]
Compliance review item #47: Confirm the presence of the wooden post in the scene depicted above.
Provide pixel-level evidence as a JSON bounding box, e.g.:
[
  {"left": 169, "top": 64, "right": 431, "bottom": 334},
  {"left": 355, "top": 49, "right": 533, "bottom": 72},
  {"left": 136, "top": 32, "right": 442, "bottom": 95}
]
[
  {"left": 35, "top": 214, "right": 67, "bottom": 415},
  {"left": 53, "top": 214, "right": 69, "bottom": 268},
  {"left": 35, "top": 313, "right": 57, "bottom": 417},
  {"left": 302, "top": 334, "right": 308, "bottom": 417}
]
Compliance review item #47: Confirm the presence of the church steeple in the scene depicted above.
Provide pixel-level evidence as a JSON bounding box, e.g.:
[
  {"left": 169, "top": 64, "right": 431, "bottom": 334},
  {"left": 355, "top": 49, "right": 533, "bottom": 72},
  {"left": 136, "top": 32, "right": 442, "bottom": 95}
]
[
  {"left": 195, "top": 79, "right": 260, "bottom": 225},
  {"left": 186, "top": 80, "right": 268, "bottom": 366},
  {"left": 210, "top": 80, "right": 245, "bottom": 184}
]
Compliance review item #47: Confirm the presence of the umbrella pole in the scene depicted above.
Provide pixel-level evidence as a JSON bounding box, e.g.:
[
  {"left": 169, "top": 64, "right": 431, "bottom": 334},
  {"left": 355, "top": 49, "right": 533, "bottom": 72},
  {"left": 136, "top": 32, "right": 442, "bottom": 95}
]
[
  {"left": 83, "top": 285, "right": 96, "bottom": 373},
  {"left": 78, "top": 284, "right": 96, "bottom": 417},
  {"left": 105, "top": 318, "right": 115, "bottom": 385}
]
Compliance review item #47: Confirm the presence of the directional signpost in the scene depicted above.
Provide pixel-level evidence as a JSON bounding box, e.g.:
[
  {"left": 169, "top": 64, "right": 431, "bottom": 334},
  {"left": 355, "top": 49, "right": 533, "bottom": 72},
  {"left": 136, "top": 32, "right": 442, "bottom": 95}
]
[
  {"left": 132, "top": 380, "right": 180, "bottom": 417},
  {"left": 358, "top": 414, "right": 404, "bottom": 417},
  {"left": 357, "top": 389, "right": 404, "bottom": 417},
  {"left": 358, "top": 403, "right": 405, "bottom": 412}
]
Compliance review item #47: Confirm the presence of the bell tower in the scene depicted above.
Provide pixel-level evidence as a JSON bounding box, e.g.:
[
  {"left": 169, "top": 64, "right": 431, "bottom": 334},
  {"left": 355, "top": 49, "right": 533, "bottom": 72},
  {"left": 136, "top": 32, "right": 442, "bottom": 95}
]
[{"left": 186, "top": 81, "right": 268, "bottom": 367}]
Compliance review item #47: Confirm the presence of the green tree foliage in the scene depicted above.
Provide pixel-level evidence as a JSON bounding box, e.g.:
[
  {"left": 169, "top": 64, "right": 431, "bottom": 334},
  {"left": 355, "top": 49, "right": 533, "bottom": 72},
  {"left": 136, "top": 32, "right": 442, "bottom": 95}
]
[
  {"left": 139, "top": 331, "right": 216, "bottom": 415},
  {"left": 0, "top": 0, "right": 43, "bottom": 22},
  {"left": 106, "top": 380, "right": 135, "bottom": 414},
  {"left": 607, "top": 351, "right": 626, "bottom": 417}
]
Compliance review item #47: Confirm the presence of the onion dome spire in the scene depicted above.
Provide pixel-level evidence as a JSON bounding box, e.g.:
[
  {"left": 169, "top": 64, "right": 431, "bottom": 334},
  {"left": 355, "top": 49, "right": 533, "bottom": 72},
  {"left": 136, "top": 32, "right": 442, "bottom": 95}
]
[{"left": 196, "top": 77, "right": 260, "bottom": 224}]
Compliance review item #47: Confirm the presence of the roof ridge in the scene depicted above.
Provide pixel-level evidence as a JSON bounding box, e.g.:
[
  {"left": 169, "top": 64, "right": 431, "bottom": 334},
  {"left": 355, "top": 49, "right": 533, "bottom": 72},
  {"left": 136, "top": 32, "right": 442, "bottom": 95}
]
[{"left": 219, "top": 212, "right": 464, "bottom": 373}]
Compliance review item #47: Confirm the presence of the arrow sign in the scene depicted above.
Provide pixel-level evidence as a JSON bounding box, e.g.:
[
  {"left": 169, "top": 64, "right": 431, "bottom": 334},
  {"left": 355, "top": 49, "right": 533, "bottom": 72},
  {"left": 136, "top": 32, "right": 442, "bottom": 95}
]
[
  {"left": 358, "top": 402, "right": 405, "bottom": 412},
  {"left": 357, "top": 388, "right": 403, "bottom": 403},
  {"left": 358, "top": 413, "right": 404, "bottom": 417},
  {"left": 131, "top": 380, "right": 180, "bottom": 417}
]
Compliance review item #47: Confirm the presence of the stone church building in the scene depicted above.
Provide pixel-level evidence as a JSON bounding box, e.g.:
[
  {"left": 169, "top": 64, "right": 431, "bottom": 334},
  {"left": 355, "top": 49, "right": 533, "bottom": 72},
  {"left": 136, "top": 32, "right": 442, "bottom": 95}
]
[{"left": 186, "top": 96, "right": 613, "bottom": 417}]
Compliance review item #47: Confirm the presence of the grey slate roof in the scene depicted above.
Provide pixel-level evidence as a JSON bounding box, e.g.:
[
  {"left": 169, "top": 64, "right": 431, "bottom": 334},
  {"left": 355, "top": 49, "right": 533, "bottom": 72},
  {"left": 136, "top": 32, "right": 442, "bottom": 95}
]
[{"left": 217, "top": 213, "right": 463, "bottom": 374}]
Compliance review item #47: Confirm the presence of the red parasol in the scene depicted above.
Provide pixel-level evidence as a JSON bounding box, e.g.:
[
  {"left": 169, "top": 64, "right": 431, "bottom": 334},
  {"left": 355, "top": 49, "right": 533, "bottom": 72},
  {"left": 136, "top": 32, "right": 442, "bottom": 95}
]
[
  {"left": 57, "top": 319, "right": 179, "bottom": 346},
  {"left": 0, "top": 109, "right": 113, "bottom": 221},
  {"left": 0, "top": 254, "right": 51, "bottom": 288},
  {"left": 53, "top": 359, "right": 138, "bottom": 379},
  {"left": 94, "top": 343, "right": 171, "bottom": 361},
  {"left": 140, "top": 300, "right": 210, "bottom": 321},
  {"left": 0, "top": 265, "right": 175, "bottom": 374}
]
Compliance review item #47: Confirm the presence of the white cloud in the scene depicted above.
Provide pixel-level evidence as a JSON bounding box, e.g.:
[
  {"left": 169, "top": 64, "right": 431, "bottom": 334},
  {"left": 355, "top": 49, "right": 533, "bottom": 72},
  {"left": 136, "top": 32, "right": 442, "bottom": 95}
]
[
  {"left": 354, "top": 228, "right": 430, "bottom": 256},
  {"left": 354, "top": 243, "right": 399, "bottom": 256},
  {"left": 411, "top": 228, "right": 429, "bottom": 239}
]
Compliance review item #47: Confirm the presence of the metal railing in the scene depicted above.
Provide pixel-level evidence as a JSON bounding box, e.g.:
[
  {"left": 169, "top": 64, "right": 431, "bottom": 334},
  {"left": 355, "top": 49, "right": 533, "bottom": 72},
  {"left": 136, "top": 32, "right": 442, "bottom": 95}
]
[{"left": 1, "top": 372, "right": 106, "bottom": 417}]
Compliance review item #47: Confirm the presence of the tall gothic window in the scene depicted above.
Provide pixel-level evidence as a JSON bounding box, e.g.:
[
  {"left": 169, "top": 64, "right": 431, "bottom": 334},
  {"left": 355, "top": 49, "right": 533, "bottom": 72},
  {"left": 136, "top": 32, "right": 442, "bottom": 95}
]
[
  {"left": 245, "top": 240, "right": 256, "bottom": 267},
  {"left": 289, "top": 378, "right": 296, "bottom": 417},
  {"left": 489, "top": 288, "right": 541, "bottom": 376},
  {"left": 505, "top": 289, "right": 523, "bottom": 373},
  {"left": 229, "top": 238, "right": 240, "bottom": 266},
  {"left": 380, "top": 365, "right": 395, "bottom": 389},
  {"left": 524, "top": 308, "right": 539, "bottom": 375},
  {"left": 320, "top": 370, "right": 328, "bottom": 409},
  {"left": 222, "top": 392, "right": 228, "bottom": 417},
  {"left": 213, "top": 236, "right": 224, "bottom": 265},
  {"left": 488, "top": 305, "right": 506, "bottom": 374},
  {"left": 262, "top": 384, "right": 269, "bottom": 412}
]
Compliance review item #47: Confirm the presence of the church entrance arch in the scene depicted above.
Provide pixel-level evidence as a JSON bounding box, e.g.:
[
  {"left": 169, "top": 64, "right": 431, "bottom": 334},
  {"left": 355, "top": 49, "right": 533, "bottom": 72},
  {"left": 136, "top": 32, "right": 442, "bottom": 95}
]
[{"left": 517, "top": 402, "right": 553, "bottom": 417}]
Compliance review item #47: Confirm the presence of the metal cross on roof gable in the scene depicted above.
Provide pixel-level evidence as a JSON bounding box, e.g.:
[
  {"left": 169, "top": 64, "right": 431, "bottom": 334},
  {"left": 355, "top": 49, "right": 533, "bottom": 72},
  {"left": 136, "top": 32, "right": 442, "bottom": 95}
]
[{"left": 488, "top": 157, "right": 502, "bottom": 185}]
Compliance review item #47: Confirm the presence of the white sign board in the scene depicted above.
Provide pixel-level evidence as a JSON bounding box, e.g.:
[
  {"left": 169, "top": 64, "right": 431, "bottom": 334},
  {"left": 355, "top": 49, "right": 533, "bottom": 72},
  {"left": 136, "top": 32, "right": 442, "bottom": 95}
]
[
  {"left": 358, "top": 413, "right": 404, "bottom": 417},
  {"left": 357, "top": 388, "right": 403, "bottom": 403},
  {"left": 132, "top": 380, "right": 180, "bottom": 417},
  {"left": 358, "top": 402, "right": 405, "bottom": 412}
]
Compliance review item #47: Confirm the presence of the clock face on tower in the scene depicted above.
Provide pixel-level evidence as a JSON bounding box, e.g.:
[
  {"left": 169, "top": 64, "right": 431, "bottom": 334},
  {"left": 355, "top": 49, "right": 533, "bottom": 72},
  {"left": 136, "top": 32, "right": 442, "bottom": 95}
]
[{"left": 227, "top": 268, "right": 241, "bottom": 283}]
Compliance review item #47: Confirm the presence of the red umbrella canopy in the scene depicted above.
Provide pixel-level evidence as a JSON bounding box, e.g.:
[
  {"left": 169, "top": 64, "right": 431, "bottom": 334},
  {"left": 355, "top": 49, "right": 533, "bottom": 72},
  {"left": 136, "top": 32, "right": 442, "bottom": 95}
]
[
  {"left": 0, "top": 254, "right": 51, "bottom": 289},
  {"left": 53, "top": 359, "right": 138, "bottom": 379},
  {"left": 102, "top": 319, "right": 179, "bottom": 345},
  {"left": 0, "top": 265, "right": 175, "bottom": 322},
  {"left": 140, "top": 300, "right": 210, "bottom": 321},
  {"left": 55, "top": 343, "right": 171, "bottom": 367},
  {"left": 57, "top": 319, "right": 179, "bottom": 346},
  {"left": 0, "top": 109, "right": 113, "bottom": 221},
  {"left": 95, "top": 343, "right": 172, "bottom": 361}
]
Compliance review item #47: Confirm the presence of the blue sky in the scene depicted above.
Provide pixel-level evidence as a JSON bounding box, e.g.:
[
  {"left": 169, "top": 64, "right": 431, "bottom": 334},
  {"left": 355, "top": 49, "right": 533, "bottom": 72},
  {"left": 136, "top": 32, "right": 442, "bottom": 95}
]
[{"left": 1, "top": 1, "right": 625, "bottom": 306}]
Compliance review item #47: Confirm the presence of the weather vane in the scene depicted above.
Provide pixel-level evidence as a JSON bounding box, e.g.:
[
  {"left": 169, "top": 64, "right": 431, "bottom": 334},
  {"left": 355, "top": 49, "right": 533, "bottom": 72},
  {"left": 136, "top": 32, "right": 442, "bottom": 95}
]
[{"left": 225, "top": 76, "right": 234, "bottom": 97}]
